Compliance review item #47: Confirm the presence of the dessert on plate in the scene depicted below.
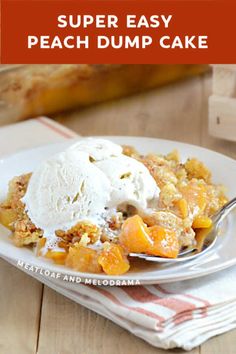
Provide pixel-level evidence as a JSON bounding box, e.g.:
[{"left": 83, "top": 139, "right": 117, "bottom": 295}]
[{"left": 0, "top": 138, "right": 227, "bottom": 275}]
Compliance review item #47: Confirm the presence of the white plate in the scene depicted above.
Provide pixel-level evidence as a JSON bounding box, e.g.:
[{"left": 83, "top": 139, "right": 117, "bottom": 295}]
[{"left": 0, "top": 136, "right": 235, "bottom": 285}]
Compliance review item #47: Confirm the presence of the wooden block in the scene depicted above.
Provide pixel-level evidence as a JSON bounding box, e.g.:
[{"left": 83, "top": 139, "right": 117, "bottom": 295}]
[
  {"left": 209, "top": 95, "right": 236, "bottom": 142},
  {"left": 212, "top": 65, "right": 236, "bottom": 97}
]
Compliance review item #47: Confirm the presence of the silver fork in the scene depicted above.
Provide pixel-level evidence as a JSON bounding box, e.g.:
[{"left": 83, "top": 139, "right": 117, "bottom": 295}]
[{"left": 129, "top": 197, "right": 236, "bottom": 263}]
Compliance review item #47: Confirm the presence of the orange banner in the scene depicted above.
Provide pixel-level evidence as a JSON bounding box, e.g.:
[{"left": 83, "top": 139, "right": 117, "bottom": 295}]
[{"left": 1, "top": 0, "right": 236, "bottom": 64}]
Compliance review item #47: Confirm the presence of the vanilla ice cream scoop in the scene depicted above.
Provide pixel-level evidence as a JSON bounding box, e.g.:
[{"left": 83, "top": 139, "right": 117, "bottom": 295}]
[
  {"left": 22, "top": 138, "right": 160, "bottom": 242},
  {"left": 95, "top": 154, "right": 159, "bottom": 211},
  {"left": 22, "top": 150, "right": 111, "bottom": 234},
  {"left": 68, "top": 138, "right": 122, "bottom": 161}
]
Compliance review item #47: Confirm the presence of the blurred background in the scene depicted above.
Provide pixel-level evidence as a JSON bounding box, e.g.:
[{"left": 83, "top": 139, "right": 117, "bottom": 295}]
[
  {"left": 0, "top": 64, "right": 235, "bottom": 156},
  {"left": 0, "top": 64, "right": 208, "bottom": 125}
]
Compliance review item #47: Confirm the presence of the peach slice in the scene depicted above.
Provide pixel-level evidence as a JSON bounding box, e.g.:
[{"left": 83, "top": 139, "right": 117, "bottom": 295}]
[
  {"left": 119, "top": 215, "right": 153, "bottom": 253},
  {"left": 180, "top": 182, "right": 207, "bottom": 216},
  {"left": 148, "top": 225, "right": 179, "bottom": 258},
  {"left": 45, "top": 250, "right": 67, "bottom": 265},
  {"left": 119, "top": 215, "right": 179, "bottom": 259},
  {"left": 66, "top": 245, "right": 102, "bottom": 273},
  {"left": 192, "top": 216, "right": 212, "bottom": 229},
  {"left": 37, "top": 238, "right": 68, "bottom": 265},
  {"left": 176, "top": 198, "right": 189, "bottom": 219},
  {"left": 98, "top": 243, "right": 130, "bottom": 275}
]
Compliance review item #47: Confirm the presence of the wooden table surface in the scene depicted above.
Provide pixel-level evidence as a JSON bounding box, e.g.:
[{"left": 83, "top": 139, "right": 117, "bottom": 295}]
[{"left": 1, "top": 73, "right": 236, "bottom": 354}]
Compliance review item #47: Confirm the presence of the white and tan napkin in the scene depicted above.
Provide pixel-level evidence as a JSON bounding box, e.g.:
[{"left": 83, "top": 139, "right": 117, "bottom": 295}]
[{"left": 1, "top": 118, "right": 236, "bottom": 351}]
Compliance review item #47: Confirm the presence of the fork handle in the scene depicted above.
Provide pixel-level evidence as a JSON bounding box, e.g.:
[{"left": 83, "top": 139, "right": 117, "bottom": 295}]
[{"left": 214, "top": 197, "right": 236, "bottom": 225}]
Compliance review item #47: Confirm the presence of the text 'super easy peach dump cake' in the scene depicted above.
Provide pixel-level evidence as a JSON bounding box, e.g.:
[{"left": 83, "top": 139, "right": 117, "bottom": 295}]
[{"left": 0, "top": 139, "right": 227, "bottom": 275}]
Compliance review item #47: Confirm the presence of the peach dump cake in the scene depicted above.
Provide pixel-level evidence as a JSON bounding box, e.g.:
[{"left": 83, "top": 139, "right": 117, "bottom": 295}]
[{"left": 0, "top": 139, "right": 227, "bottom": 275}]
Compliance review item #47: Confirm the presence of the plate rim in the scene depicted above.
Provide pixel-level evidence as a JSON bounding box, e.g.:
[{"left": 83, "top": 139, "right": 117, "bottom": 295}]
[{"left": 1, "top": 135, "right": 235, "bottom": 165}]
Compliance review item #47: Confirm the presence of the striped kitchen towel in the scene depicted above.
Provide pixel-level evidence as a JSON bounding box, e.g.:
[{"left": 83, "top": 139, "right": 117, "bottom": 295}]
[
  {"left": 1, "top": 117, "right": 236, "bottom": 351},
  {"left": 0, "top": 116, "right": 77, "bottom": 157},
  {"left": 24, "top": 264, "right": 236, "bottom": 351}
]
